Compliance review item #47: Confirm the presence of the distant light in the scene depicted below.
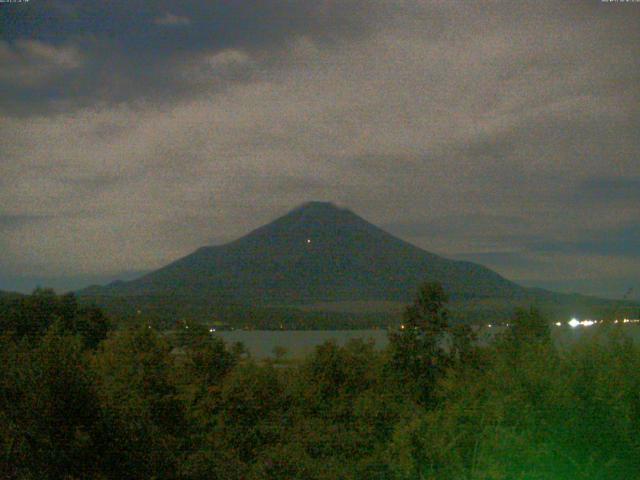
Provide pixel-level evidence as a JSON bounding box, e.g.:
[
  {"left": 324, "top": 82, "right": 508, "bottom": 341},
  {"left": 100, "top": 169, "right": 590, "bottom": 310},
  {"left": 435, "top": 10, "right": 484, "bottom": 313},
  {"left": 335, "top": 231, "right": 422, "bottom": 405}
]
[
  {"left": 555, "top": 322, "right": 562, "bottom": 327},
  {"left": 306, "top": 239, "right": 312, "bottom": 244},
  {"left": 209, "top": 327, "right": 216, "bottom": 333},
  {"left": 569, "top": 319, "right": 580, "bottom": 328},
  {"left": 487, "top": 324, "right": 492, "bottom": 328},
  {"left": 400, "top": 324, "right": 405, "bottom": 330},
  {"left": 582, "top": 320, "right": 594, "bottom": 327}
]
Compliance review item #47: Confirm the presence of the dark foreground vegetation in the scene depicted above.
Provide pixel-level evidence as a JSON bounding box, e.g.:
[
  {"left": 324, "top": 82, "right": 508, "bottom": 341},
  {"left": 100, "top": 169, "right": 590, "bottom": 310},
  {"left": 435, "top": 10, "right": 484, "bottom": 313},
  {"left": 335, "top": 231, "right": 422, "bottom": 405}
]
[{"left": 2, "top": 286, "right": 640, "bottom": 479}]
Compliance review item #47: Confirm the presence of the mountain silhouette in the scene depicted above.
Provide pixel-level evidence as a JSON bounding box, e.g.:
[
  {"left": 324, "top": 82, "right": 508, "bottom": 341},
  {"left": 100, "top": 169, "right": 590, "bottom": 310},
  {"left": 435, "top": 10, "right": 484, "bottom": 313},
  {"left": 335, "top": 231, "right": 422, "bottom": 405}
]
[{"left": 82, "top": 201, "right": 527, "bottom": 305}]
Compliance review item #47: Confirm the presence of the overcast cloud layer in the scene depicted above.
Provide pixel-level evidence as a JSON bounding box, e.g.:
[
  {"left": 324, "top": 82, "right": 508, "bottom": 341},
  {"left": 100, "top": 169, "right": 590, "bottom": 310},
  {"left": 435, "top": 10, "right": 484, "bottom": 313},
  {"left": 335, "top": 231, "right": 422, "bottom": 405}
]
[{"left": 1, "top": 1, "right": 639, "bottom": 299}]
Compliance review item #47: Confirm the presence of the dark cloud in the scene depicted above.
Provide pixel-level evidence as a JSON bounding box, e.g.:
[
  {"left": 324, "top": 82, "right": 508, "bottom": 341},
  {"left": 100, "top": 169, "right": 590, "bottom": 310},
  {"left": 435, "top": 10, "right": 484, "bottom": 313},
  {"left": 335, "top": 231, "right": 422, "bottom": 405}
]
[
  {"left": 383, "top": 214, "right": 529, "bottom": 240},
  {"left": 0, "top": 214, "right": 51, "bottom": 231},
  {"left": 1, "top": 0, "right": 381, "bottom": 113},
  {"left": 519, "top": 278, "right": 639, "bottom": 302},
  {"left": 531, "top": 223, "right": 640, "bottom": 258},
  {"left": 576, "top": 177, "right": 640, "bottom": 204},
  {"left": 1, "top": 0, "right": 383, "bottom": 47},
  {"left": 452, "top": 251, "right": 545, "bottom": 272},
  {"left": 154, "top": 13, "right": 191, "bottom": 27}
]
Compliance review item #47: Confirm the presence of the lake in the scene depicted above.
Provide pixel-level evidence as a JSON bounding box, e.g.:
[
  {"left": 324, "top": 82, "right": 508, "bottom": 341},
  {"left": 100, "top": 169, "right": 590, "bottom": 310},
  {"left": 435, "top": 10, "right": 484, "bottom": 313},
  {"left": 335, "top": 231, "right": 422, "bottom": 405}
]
[
  {"left": 212, "top": 329, "right": 389, "bottom": 358},
  {"left": 213, "top": 324, "right": 640, "bottom": 358}
]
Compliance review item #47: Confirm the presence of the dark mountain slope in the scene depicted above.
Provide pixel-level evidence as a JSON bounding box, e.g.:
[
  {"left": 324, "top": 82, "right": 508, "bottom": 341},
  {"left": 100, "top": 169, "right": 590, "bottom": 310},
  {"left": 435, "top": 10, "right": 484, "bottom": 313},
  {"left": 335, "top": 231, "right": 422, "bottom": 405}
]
[{"left": 82, "top": 202, "right": 526, "bottom": 305}]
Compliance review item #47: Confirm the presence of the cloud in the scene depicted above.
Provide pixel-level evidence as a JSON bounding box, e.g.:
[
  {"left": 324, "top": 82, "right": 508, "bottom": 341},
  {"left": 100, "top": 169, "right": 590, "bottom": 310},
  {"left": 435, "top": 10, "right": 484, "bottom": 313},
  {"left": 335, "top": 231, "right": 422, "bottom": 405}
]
[
  {"left": 0, "top": 40, "right": 83, "bottom": 86},
  {"left": 0, "top": 1, "right": 639, "bottom": 294},
  {"left": 531, "top": 223, "right": 640, "bottom": 258},
  {"left": 0, "top": 0, "right": 384, "bottom": 113},
  {"left": 176, "top": 48, "right": 256, "bottom": 88},
  {"left": 0, "top": 214, "right": 51, "bottom": 231},
  {"left": 154, "top": 13, "right": 191, "bottom": 27},
  {"left": 576, "top": 177, "right": 640, "bottom": 204},
  {"left": 519, "top": 277, "right": 640, "bottom": 302}
]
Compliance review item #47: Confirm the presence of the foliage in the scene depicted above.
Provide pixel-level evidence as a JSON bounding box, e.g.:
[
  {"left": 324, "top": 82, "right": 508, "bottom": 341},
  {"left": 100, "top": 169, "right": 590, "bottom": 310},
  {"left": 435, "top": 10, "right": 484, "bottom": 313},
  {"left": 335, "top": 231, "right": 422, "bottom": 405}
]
[
  {"left": 0, "top": 325, "right": 101, "bottom": 479},
  {"left": 388, "top": 282, "right": 475, "bottom": 405},
  {"left": 0, "top": 288, "right": 109, "bottom": 348},
  {"left": 91, "top": 326, "right": 187, "bottom": 478},
  {"left": 387, "top": 324, "right": 640, "bottom": 480},
  {"left": 1, "top": 288, "right": 640, "bottom": 479},
  {"left": 502, "top": 305, "right": 551, "bottom": 347}
]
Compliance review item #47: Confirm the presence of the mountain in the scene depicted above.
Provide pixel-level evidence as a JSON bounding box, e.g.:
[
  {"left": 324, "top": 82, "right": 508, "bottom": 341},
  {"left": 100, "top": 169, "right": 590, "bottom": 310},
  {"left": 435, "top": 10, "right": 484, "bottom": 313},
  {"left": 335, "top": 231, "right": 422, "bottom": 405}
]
[
  {"left": 79, "top": 202, "right": 632, "bottom": 326},
  {"left": 82, "top": 202, "right": 525, "bottom": 302}
]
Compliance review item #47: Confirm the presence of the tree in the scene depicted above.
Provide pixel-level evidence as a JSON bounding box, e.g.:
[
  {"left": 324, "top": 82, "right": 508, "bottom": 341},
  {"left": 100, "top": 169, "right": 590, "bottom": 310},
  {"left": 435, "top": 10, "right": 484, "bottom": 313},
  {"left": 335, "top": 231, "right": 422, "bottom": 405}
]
[
  {"left": 0, "top": 288, "right": 65, "bottom": 340},
  {"left": 91, "top": 326, "right": 186, "bottom": 478},
  {"left": 0, "top": 325, "right": 101, "bottom": 479},
  {"left": 0, "top": 289, "right": 110, "bottom": 349},
  {"left": 403, "top": 282, "right": 450, "bottom": 334},
  {"left": 72, "top": 305, "right": 110, "bottom": 350},
  {"left": 212, "top": 361, "right": 288, "bottom": 476},
  {"left": 388, "top": 282, "right": 453, "bottom": 405},
  {"left": 501, "top": 306, "right": 551, "bottom": 348}
]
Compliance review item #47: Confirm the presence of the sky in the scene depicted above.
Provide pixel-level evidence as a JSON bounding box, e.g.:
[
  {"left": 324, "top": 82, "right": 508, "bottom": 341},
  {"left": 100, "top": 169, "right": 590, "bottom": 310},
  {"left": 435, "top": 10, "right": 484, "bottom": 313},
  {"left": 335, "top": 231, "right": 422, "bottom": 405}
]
[{"left": 1, "top": 0, "right": 639, "bottom": 299}]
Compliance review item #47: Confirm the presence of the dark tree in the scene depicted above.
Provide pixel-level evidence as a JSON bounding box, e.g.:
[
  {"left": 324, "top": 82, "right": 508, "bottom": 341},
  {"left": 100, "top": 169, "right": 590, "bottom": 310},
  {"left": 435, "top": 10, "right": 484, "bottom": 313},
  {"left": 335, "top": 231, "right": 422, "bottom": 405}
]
[
  {"left": 403, "top": 282, "right": 450, "bottom": 334},
  {"left": 0, "top": 289, "right": 110, "bottom": 349},
  {"left": 0, "top": 326, "right": 101, "bottom": 479},
  {"left": 388, "top": 282, "right": 452, "bottom": 405},
  {"left": 503, "top": 306, "right": 551, "bottom": 347}
]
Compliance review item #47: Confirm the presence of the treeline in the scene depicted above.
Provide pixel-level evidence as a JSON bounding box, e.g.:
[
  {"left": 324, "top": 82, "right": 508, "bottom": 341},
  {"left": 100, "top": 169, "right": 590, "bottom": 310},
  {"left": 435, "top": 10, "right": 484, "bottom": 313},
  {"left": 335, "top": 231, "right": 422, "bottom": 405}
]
[
  {"left": 1, "top": 286, "right": 640, "bottom": 479},
  {"left": 80, "top": 291, "right": 638, "bottom": 330},
  {"left": 78, "top": 294, "right": 400, "bottom": 330}
]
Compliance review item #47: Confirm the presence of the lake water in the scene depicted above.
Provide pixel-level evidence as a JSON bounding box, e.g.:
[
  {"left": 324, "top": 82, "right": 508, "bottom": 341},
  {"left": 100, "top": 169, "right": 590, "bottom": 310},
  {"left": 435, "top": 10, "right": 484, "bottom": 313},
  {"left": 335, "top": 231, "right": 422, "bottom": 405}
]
[
  {"left": 213, "top": 329, "right": 390, "bottom": 358},
  {"left": 213, "top": 325, "right": 640, "bottom": 358}
]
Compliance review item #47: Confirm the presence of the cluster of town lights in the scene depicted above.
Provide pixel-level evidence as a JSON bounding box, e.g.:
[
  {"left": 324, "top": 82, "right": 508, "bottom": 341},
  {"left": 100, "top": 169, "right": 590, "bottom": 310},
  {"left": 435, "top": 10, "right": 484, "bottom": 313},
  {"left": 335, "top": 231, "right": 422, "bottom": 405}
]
[
  {"left": 561, "top": 317, "right": 640, "bottom": 328},
  {"left": 567, "top": 318, "right": 597, "bottom": 328},
  {"left": 479, "top": 318, "right": 640, "bottom": 329}
]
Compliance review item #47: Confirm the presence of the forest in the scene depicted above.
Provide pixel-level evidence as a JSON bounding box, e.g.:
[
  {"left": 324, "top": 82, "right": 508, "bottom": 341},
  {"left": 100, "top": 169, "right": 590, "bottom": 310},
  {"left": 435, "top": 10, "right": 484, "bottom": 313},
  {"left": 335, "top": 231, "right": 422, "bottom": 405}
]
[{"left": 1, "top": 286, "right": 640, "bottom": 479}]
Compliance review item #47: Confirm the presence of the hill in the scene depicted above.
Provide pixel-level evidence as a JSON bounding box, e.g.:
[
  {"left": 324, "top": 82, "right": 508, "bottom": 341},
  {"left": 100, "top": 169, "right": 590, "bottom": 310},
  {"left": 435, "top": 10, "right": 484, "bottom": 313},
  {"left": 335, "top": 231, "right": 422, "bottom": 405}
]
[{"left": 79, "top": 202, "right": 634, "bottom": 327}]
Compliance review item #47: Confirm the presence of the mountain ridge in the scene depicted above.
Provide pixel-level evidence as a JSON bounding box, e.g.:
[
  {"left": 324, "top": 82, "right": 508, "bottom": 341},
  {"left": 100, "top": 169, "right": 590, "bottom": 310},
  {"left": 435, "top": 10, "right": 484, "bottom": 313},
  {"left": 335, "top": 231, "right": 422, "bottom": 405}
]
[{"left": 81, "top": 201, "right": 525, "bottom": 303}]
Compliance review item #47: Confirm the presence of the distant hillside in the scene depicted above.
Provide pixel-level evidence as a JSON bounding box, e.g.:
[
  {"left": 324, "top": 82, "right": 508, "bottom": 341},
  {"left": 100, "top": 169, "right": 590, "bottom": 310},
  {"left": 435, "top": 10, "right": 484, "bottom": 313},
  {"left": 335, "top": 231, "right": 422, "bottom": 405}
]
[
  {"left": 82, "top": 202, "right": 526, "bottom": 301},
  {"left": 79, "top": 202, "right": 635, "bottom": 327},
  {"left": 0, "top": 289, "right": 22, "bottom": 300}
]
